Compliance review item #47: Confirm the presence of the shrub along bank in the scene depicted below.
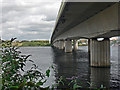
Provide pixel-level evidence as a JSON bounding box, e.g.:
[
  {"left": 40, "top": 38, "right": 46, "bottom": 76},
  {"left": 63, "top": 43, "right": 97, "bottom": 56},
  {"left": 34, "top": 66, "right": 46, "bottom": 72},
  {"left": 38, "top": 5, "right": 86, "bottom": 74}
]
[{"left": 1, "top": 40, "right": 51, "bottom": 47}]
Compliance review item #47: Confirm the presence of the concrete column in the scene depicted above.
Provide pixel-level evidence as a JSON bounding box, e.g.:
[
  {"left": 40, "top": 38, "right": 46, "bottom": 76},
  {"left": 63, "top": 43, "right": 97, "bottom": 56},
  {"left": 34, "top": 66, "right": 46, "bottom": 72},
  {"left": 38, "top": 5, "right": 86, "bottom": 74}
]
[
  {"left": 59, "top": 40, "right": 65, "bottom": 50},
  {"left": 89, "top": 38, "right": 110, "bottom": 67},
  {"left": 73, "top": 39, "right": 78, "bottom": 51},
  {"left": 57, "top": 41, "right": 60, "bottom": 49},
  {"left": 88, "top": 39, "right": 91, "bottom": 65},
  {"left": 53, "top": 43, "right": 55, "bottom": 47},
  {"left": 65, "top": 39, "right": 72, "bottom": 53},
  {"left": 53, "top": 42, "right": 56, "bottom": 47},
  {"left": 56, "top": 41, "right": 59, "bottom": 48},
  {"left": 54, "top": 42, "right": 57, "bottom": 48}
]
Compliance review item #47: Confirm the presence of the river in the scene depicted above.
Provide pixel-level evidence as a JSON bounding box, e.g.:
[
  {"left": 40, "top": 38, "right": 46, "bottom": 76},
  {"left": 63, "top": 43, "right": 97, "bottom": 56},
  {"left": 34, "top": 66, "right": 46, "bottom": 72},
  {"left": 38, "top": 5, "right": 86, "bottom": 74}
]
[{"left": 20, "top": 46, "right": 120, "bottom": 89}]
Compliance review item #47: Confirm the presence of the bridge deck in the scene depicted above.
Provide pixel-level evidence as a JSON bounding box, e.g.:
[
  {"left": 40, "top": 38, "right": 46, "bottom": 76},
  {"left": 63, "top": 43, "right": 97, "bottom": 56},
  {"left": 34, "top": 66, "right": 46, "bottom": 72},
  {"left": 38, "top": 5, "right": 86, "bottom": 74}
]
[{"left": 51, "top": 2, "right": 120, "bottom": 43}]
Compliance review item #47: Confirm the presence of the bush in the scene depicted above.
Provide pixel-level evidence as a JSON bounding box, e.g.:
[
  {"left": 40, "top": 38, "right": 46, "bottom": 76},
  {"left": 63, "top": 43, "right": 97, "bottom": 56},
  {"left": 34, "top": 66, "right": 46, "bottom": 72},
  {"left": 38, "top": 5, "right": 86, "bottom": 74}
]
[{"left": 1, "top": 38, "right": 51, "bottom": 89}]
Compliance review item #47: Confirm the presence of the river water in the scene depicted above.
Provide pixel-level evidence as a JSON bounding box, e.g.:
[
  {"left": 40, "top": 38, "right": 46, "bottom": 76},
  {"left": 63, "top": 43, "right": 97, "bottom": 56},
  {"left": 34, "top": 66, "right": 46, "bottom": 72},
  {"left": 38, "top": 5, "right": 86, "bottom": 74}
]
[{"left": 20, "top": 46, "right": 120, "bottom": 89}]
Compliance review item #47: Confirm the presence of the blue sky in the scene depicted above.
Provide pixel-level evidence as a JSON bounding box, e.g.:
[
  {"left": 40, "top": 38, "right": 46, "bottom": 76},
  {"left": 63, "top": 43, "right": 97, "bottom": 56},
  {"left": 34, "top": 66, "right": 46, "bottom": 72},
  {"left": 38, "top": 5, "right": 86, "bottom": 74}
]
[{"left": 0, "top": 0, "right": 61, "bottom": 40}]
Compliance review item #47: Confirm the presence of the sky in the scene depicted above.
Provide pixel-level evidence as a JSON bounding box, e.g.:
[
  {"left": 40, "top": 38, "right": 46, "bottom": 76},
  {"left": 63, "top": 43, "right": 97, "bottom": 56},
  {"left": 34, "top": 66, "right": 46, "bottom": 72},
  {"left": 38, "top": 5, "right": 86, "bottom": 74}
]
[
  {"left": 0, "top": 0, "right": 61, "bottom": 40},
  {"left": 0, "top": 0, "right": 119, "bottom": 41}
]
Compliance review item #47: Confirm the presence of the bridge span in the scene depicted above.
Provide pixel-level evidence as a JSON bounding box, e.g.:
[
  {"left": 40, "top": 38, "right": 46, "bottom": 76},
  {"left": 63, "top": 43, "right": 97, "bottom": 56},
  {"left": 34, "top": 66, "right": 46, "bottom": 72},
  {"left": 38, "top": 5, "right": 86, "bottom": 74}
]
[{"left": 51, "top": 1, "right": 120, "bottom": 67}]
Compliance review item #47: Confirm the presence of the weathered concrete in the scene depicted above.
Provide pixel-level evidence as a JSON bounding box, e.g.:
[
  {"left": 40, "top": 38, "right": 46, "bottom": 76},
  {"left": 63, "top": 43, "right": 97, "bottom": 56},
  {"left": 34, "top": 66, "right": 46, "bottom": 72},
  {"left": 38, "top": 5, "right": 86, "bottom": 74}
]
[
  {"left": 88, "top": 39, "right": 91, "bottom": 65},
  {"left": 89, "top": 38, "right": 110, "bottom": 67},
  {"left": 54, "top": 42, "right": 57, "bottom": 48},
  {"left": 57, "top": 41, "right": 60, "bottom": 49},
  {"left": 73, "top": 40, "right": 78, "bottom": 51},
  {"left": 53, "top": 42, "right": 56, "bottom": 47},
  {"left": 59, "top": 40, "right": 65, "bottom": 49},
  {"left": 65, "top": 39, "right": 72, "bottom": 53},
  {"left": 51, "top": 3, "right": 119, "bottom": 42},
  {"left": 51, "top": 2, "right": 119, "bottom": 68},
  {"left": 55, "top": 42, "right": 57, "bottom": 48},
  {"left": 55, "top": 41, "right": 59, "bottom": 48}
]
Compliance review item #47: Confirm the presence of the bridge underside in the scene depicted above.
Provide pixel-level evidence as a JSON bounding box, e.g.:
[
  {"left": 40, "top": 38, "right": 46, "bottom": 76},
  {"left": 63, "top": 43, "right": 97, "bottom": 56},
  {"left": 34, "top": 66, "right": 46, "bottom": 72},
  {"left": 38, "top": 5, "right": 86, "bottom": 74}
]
[
  {"left": 51, "top": 2, "right": 120, "bottom": 42},
  {"left": 51, "top": 2, "right": 120, "bottom": 67}
]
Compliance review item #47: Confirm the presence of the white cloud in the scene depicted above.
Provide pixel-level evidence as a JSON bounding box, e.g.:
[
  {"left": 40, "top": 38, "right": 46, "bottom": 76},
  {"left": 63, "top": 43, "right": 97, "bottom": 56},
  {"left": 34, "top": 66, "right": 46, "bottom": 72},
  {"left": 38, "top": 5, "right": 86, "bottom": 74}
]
[{"left": 1, "top": 0, "right": 61, "bottom": 40}]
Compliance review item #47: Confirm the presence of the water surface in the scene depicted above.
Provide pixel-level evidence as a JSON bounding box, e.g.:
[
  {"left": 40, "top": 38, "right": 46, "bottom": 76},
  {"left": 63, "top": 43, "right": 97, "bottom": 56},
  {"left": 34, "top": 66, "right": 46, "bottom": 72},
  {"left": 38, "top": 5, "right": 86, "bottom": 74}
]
[{"left": 20, "top": 46, "right": 120, "bottom": 89}]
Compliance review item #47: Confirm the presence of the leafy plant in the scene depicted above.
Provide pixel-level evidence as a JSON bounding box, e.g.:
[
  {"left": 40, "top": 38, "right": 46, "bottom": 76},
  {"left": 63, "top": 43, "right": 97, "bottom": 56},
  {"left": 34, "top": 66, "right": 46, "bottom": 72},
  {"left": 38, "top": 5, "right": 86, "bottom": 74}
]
[{"left": 1, "top": 38, "right": 50, "bottom": 89}]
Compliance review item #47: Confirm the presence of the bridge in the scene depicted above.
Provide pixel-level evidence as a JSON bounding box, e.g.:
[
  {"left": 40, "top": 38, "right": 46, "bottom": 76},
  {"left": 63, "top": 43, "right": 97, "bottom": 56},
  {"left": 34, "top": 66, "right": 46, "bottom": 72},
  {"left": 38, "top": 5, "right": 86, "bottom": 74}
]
[{"left": 51, "top": 1, "right": 120, "bottom": 67}]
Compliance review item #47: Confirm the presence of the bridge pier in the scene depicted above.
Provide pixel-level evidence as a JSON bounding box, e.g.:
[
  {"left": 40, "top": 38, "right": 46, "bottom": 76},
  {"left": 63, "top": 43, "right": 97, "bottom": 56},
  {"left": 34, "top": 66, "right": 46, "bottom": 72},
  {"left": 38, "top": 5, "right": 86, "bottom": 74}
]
[
  {"left": 65, "top": 39, "right": 72, "bottom": 53},
  {"left": 55, "top": 42, "right": 58, "bottom": 48},
  {"left": 55, "top": 41, "right": 59, "bottom": 48},
  {"left": 58, "top": 41, "right": 60, "bottom": 49},
  {"left": 55, "top": 41, "right": 58, "bottom": 48},
  {"left": 59, "top": 40, "right": 65, "bottom": 50},
  {"left": 53, "top": 42, "right": 56, "bottom": 48},
  {"left": 89, "top": 38, "right": 110, "bottom": 67},
  {"left": 73, "top": 39, "right": 78, "bottom": 51}
]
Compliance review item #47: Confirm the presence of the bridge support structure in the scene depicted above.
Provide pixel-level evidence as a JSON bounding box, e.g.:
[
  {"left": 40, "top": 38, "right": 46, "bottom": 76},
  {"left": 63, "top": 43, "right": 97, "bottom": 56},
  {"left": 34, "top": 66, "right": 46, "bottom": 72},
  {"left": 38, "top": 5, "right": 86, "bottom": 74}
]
[
  {"left": 53, "top": 42, "right": 56, "bottom": 48},
  {"left": 73, "top": 39, "right": 78, "bottom": 51},
  {"left": 55, "top": 41, "right": 57, "bottom": 48},
  {"left": 59, "top": 40, "right": 65, "bottom": 50},
  {"left": 65, "top": 39, "right": 72, "bottom": 53},
  {"left": 57, "top": 41, "right": 60, "bottom": 49},
  {"left": 89, "top": 38, "right": 110, "bottom": 67},
  {"left": 54, "top": 41, "right": 59, "bottom": 48}
]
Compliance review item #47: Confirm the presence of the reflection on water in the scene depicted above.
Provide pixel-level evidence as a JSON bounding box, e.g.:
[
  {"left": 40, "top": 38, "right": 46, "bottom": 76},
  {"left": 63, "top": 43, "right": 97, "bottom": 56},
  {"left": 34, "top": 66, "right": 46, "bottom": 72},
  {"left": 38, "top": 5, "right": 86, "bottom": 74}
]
[
  {"left": 90, "top": 68, "right": 110, "bottom": 88},
  {"left": 19, "top": 46, "right": 119, "bottom": 89},
  {"left": 52, "top": 48, "right": 90, "bottom": 88}
]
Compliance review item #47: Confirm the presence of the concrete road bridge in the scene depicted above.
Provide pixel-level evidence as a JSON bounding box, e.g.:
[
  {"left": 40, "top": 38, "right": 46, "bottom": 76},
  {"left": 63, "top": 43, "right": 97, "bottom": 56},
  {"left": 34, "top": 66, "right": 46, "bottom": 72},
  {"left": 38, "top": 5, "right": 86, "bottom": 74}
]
[{"left": 51, "top": 1, "right": 120, "bottom": 67}]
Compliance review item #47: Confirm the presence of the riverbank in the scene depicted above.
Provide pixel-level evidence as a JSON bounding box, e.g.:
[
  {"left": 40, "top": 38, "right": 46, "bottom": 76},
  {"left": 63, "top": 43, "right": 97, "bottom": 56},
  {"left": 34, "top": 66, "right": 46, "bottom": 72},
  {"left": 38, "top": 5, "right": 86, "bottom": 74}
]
[
  {"left": 19, "top": 41, "right": 51, "bottom": 47},
  {"left": 1, "top": 40, "right": 51, "bottom": 47},
  {"left": 0, "top": 40, "right": 88, "bottom": 47},
  {"left": 1, "top": 39, "right": 119, "bottom": 47}
]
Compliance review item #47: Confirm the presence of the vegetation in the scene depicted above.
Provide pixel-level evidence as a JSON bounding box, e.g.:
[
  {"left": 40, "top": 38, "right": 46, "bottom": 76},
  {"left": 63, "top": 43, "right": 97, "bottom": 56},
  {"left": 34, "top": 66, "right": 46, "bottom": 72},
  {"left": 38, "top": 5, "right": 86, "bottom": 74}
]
[
  {"left": 1, "top": 38, "right": 51, "bottom": 89},
  {"left": 0, "top": 40, "right": 51, "bottom": 47},
  {"left": 111, "top": 40, "right": 120, "bottom": 45},
  {"left": 21, "top": 40, "right": 51, "bottom": 47}
]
